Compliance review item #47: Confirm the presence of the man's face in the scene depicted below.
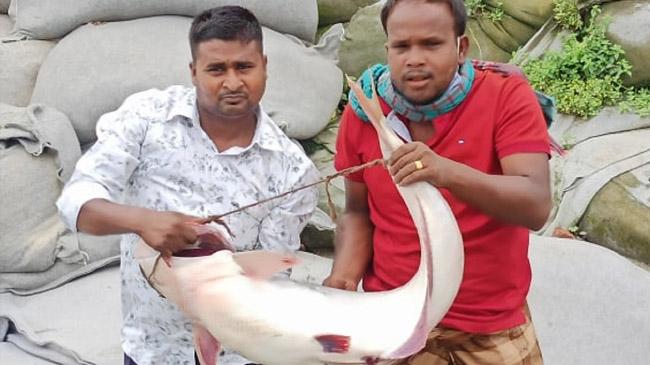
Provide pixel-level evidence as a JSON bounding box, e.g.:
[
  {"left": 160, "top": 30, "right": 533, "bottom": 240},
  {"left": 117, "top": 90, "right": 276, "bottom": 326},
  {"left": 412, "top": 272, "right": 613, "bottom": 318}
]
[
  {"left": 191, "top": 39, "right": 267, "bottom": 119},
  {"left": 385, "top": 0, "right": 467, "bottom": 104}
]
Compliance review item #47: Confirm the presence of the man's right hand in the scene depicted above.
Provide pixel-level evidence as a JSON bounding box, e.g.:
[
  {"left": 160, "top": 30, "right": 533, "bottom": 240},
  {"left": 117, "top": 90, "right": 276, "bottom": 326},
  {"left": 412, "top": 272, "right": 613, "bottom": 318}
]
[
  {"left": 77, "top": 199, "right": 207, "bottom": 259},
  {"left": 135, "top": 210, "right": 206, "bottom": 259},
  {"left": 322, "top": 275, "right": 359, "bottom": 291}
]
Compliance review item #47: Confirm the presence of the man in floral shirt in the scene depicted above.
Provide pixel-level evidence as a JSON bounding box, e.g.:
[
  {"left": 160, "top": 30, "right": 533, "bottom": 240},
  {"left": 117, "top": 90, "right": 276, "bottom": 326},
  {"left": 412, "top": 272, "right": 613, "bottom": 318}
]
[{"left": 57, "top": 6, "right": 318, "bottom": 365}]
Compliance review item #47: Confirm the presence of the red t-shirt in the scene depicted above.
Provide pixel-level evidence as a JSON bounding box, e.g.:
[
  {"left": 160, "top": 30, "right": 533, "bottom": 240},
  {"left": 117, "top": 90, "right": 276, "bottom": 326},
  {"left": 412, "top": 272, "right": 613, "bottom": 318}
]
[{"left": 334, "top": 70, "right": 550, "bottom": 333}]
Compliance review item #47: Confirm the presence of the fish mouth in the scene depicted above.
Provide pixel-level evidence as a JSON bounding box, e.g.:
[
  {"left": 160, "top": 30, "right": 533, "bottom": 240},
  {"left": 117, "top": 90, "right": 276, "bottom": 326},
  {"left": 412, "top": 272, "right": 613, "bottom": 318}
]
[
  {"left": 173, "top": 244, "right": 229, "bottom": 258},
  {"left": 173, "top": 221, "right": 235, "bottom": 257}
]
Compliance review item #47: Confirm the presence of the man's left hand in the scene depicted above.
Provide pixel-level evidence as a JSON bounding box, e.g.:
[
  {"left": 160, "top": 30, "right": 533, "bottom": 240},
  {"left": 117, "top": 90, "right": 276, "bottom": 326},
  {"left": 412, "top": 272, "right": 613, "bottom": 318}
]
[{"left": 388, "top": 142, "right": 454, "bottom": 187}]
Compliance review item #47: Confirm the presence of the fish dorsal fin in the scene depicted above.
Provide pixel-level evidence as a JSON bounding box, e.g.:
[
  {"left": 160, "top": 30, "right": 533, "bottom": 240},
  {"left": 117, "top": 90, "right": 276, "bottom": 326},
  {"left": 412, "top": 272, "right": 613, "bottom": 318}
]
[{"left": 232, "top": 251, "right": 299, "bottom": 280}]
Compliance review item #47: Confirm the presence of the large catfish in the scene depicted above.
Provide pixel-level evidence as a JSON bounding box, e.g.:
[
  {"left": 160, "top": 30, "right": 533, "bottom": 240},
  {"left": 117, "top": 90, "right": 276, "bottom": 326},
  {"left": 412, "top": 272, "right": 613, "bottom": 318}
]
[{"left": 136, "top": 77, "right": 464, "bottom": 365}]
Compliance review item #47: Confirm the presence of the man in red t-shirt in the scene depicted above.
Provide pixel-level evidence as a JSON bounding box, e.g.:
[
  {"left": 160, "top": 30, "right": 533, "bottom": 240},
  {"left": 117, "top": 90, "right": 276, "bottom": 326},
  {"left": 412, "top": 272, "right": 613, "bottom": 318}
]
[{"left": 323, "top": 0, "right": 552, "bottom": 364}]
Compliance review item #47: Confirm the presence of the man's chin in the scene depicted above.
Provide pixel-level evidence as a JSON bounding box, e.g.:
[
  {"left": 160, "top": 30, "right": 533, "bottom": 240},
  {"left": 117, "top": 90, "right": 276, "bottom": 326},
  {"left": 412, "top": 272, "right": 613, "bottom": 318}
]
[
  {"left": 215, "top": 104, "right": 255, "bottom": 118},
  {"left": 403, "top": 93, "right": 437, "bottom": 105}
]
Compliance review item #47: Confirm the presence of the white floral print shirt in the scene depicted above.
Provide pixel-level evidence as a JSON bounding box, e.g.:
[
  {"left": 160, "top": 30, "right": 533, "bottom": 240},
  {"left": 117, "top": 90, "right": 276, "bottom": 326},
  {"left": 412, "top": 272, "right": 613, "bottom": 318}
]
[{"left": 56, "top": 86, "right": 319, "bottom": 365}]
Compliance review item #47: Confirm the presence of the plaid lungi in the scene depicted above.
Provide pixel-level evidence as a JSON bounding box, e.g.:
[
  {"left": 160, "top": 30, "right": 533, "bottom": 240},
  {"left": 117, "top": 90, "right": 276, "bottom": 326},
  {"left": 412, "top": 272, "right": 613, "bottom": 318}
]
[{"left": 395, "top": 306, "right": 543, "bottom": 365}]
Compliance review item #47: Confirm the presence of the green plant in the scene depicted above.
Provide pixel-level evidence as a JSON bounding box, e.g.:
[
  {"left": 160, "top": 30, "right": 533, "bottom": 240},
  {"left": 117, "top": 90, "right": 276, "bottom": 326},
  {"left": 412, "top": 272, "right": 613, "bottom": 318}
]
[
  {"left": 523, "top": 6, "right": 633, "bottom": 118},
  {"left": 553, "top": 0, "right": 583, "bottom": 30},
  {"left": 465, "top": 0, "right": 504, "bottom": 22},
  {"left": 620, "top": 88, "right": 650, "bottom": 117}
]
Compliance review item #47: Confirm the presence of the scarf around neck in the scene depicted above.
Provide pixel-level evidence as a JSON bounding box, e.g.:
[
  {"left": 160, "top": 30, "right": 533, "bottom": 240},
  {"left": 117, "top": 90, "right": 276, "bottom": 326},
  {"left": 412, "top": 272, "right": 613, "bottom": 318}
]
[{"left": 350, "top": 59, "right": 475, "bottom": 123}]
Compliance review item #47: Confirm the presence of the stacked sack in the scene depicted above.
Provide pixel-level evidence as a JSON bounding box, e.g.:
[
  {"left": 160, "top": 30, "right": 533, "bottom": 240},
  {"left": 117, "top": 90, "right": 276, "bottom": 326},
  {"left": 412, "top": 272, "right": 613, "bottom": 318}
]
[
  {"left": 0, "top": 1, "right": 345, "bottom": 363},
  {"left": 468, "top": 0, "right": 553, "bottom": 61},
  {"left": 599, "top": 0, "right": 650, "bottom": 87},
  {"left": 0, "top": 103, "right": 121, "bottom": 295},
  {"left": 518, "top": 1, "right": 650, "bottom": 265},
  {"left": 0, "top": 0, "right": 344, "bottom": 292},
  {"left": 513, "top": 0, "right": 650, "bottom": 87}
]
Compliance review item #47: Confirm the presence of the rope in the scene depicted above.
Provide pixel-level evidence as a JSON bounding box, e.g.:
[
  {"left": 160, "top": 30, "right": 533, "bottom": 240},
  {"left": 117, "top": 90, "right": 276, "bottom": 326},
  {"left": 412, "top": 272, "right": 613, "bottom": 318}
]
[
  {"left": 145, "top": 159, "right": 386, "bottom": 285},
  {"left": 206, "top": 158, "right": 386, "bottom": 221}
]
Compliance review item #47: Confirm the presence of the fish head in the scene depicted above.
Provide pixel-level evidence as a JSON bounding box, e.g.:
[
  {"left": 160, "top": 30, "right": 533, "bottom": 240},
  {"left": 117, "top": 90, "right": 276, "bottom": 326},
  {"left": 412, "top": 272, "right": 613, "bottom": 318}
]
[{"left": 134, "top": 222, "right": 239, "bottom": 304}]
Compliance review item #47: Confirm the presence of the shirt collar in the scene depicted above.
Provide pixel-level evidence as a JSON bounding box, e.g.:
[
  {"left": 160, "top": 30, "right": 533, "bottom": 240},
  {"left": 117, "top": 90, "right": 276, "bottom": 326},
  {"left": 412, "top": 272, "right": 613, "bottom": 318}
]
[
  {"left": 252, "top": 106, "right": 285, "bottom": 153},
  {"left": 165, "top": 87, "right": 196, "bottom": 122},
  {"left": 166, "top": 88, "right": 284, "bottom": 153}
]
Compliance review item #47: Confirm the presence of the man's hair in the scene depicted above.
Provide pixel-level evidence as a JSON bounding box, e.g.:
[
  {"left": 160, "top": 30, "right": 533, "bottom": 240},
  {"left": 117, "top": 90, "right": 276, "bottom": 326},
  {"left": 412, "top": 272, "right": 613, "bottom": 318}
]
[
  {"left": 189, "top": 6, "right": 263, "bottom": 60},
  {"left": 380, "top": 0, "right": 467, "bottom": 36}
]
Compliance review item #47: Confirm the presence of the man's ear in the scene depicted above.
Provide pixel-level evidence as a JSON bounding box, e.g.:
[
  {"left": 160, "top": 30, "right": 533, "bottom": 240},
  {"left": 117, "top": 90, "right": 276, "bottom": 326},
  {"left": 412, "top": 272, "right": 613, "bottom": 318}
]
[
  {"left": 189, "top": 61, "right": 197, "bottom": 87},
  {"left": 458, "top": 35, "right": 470, "bottom": 64}
]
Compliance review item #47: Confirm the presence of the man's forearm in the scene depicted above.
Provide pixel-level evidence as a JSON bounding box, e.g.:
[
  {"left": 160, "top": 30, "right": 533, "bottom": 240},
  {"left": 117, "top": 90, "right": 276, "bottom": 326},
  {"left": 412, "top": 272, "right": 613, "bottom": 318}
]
[
  {"left": 329, "top": 211, "right": 374, "bottom": 284},
  {"left": 444, "top": 160, "right": 551, "bottom": 230},
  {"left": 77, "top": 198, "right": 151, "bottom": 236}
]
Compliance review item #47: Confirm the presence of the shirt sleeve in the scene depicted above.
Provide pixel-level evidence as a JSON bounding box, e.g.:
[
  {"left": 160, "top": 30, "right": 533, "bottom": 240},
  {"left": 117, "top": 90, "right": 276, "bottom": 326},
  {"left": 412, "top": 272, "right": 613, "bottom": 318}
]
[
  {"left": 334, "top": 105, "right": 365, "bottom": 182},
  {"left": 494, "top": 77, "right": 551, "bottom": 159},
  {"left": 56, "top": 93, "right": 151, "bottom": 232},
  {"left": 257, "top": 152, "right": 320, "bottom": 257}
]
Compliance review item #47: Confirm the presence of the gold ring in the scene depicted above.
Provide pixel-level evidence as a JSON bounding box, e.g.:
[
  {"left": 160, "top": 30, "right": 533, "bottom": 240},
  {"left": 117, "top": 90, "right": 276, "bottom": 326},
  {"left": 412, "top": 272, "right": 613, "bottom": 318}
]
[{"left": 414, "top": 160, "right": 423, "bottom": 170}]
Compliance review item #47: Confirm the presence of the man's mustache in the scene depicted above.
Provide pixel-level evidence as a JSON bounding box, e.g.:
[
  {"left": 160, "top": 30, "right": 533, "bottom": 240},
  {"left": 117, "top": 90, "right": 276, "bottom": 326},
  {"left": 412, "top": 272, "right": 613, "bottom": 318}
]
[{"left": 219, "top": 92, "right": 247, "bottom": 99}]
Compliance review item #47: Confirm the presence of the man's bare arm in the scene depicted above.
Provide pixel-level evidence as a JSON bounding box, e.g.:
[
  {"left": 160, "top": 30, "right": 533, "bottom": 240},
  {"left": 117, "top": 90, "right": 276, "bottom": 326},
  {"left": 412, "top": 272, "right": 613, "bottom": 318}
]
[
  {"left": 322, "top": 179, "right": 374, "bottom": 291},
  {"left": 78, "top": 198, "right": 205, "bottom": 257}
]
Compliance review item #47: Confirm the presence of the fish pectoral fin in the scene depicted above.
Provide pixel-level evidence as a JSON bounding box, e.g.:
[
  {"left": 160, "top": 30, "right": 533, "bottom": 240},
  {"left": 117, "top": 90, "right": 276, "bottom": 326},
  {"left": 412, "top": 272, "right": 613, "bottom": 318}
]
[
  {"left": 193, "top": 324, "right": 220, "bottom": 365},
  {"left": 315, "top": 334, "right": 351, "bottom": 354},
  {"left": 232, "top": 251, "right": 299, "bottom": 280}
]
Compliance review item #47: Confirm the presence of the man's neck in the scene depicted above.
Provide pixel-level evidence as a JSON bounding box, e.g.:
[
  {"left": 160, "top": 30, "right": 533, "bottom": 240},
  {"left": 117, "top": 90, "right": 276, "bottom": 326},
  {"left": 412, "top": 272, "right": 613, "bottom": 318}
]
[{"left": 198, "top": 108, "right": 258, "bottom": 153}]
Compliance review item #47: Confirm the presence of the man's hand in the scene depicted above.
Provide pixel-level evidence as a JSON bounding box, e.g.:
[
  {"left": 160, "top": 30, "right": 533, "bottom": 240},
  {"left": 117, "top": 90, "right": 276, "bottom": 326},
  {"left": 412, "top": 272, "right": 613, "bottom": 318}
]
[
  {"left": 322, "top": 275, "right": 359, "bottom": 291},
  {"left": 77, "top": 199, "right": 210, "bottom": 262},
  {"left": 135, "top": 210, "right": 206, "bottom": 259},
  {"left": 388, "top": 142, "right": 455, "bottom": 187},
  {"left": 472, "top": 60, "right": 528, "bottom": 80}
]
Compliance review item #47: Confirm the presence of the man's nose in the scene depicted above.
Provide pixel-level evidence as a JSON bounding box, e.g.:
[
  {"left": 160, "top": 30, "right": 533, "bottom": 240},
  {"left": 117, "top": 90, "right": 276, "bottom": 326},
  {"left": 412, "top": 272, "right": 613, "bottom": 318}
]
[
  {"left": 223, "top": 70, "right": 243, "bottom": 91},
  {"left": 405, "top": 47, "right": 426, "bottom": 68}
]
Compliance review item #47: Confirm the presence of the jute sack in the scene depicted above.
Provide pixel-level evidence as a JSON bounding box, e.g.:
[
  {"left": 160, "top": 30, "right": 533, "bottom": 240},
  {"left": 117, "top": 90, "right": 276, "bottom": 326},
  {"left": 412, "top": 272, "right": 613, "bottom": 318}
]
[
  {"left": 317, "top": 0, "right": 378, "bottom": 26},
  {"left": 337, "top": 1, "right": 386, "bottom": 78},
  {"left": 0, "top": 0, "right": 8, "bottom": 14},
  {"left": 301, "top": 120, "right": 344, "bottom": 250},
  {"left": 263, "top": 25, "right": 343, "bottom": 139},
  {"left": 30, "top": 16, "right": 342, "bottom": 143},
  {"left": 0, "top": 103, "right": 120, "bottom": 293},
  {"left": 487, "top": 0, "right": 554, "bottom": 28},
  {"left": 600, "top": 0, "right": 650, "bottom": 87},
  {"left": 0, "top": 14, "right": 11, "bottom": 36},
  {"left": 8, "top": 0, "right": 318, "bottom": 42},
  {"left": 466, "top": 18, "right": 512, "bottom": 63},
  {"left": 477, "top": 12, "right": 537, "bottom": 54},
  {"left": 510, "top": 19, "right": 569, "bottom": 66},
  {"left": 0, "top": 40, "right": 54, "bottom": 106},
  {"left": 0, "top": 236, "right": 120, "bottom": 295}
]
